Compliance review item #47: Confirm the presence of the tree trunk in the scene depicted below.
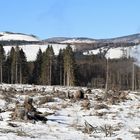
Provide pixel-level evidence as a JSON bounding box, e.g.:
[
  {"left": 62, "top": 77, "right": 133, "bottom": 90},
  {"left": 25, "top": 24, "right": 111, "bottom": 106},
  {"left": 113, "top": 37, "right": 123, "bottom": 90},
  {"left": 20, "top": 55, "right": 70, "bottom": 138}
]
[
  {"left": 15, "top": 61, "right": 18, "bottom": 83},
  {"left": 105, "top": 59, "right": 109, "bottom": 92},
  {"left": 20, "top": 64, "right": 22, "bottom": 84},
  {"left": 11, "top": 67, "right": 13, "bottom": 84},
  {"left": 60, "top": 65, "right": 62, "bottom": 85},
  {"left": 0, "top": 61, "right": 2, "bottom": 84},
  {"left": 49, "top": 60, "right": 52, "bottom": 85},
  {"left": 132, "top": 63, "right": 135, "bottom": 91}
]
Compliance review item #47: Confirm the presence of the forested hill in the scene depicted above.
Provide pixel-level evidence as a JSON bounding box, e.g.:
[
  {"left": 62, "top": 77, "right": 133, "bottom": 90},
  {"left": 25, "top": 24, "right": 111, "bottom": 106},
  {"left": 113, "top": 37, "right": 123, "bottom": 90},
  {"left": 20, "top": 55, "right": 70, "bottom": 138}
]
[
  {"left": 0, "top": 32, "right": 40, "bottom": 46},
  {"left": 44, "top": 33, "right": 140, "bottom": 51},
  {"left": 0, "top": 32, "right": 140, "bottom": 51},
  {"left": 0, "top": 32, "right": 140, "bottom": 90}
]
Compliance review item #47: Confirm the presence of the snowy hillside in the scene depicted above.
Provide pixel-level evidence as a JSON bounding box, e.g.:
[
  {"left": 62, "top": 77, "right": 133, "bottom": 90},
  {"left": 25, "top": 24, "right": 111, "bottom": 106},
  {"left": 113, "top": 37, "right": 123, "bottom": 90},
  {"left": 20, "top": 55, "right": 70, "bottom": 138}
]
[
  {"left": 1, "top": 31, "right": 140, "bottom": 61},
  {"left": 0, "top": 32, "right": 39, "bottom": 41},
  {"left": 4, "top": 44, "right": 69, "bottom": 61},
  {"left": 46, "top": 34, "right": 140, "bottom": 44},
  {"left": 83, "top": 45, "right": 140, "bottom": 60},
  {"left": 60, "top": 38, "right": 96, "bottom": 44}
]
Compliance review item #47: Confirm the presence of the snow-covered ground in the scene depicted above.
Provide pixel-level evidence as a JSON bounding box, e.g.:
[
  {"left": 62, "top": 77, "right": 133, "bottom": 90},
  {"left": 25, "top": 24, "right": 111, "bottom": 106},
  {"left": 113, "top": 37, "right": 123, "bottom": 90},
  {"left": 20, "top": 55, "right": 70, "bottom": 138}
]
[{"left": 0, "top": 84, "right": 139, "bottom": 140}]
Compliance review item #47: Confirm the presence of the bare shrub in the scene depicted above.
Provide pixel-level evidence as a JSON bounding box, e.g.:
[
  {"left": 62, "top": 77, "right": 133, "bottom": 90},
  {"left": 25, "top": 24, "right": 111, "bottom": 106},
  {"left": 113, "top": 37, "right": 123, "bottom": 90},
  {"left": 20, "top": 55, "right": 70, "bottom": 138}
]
[{"left": 100, "top": 124, "right": 114, "bottom": 137}]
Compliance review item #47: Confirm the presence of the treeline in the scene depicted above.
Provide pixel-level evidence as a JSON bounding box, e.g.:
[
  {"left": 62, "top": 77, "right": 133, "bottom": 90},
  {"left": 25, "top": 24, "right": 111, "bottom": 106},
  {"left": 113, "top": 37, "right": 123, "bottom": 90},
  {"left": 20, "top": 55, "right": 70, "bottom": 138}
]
[
  {"left": 76, "top": 54, "right": 140, "bottom": 90},
  {"left": 0, "top": 44, "right": 76, "bottom": 86},
  {"left": 0, "top": 44, "right": 28, "bottom": 84},
  {"left": 0, "top": 44, "right": 140, "bottom": 90}
]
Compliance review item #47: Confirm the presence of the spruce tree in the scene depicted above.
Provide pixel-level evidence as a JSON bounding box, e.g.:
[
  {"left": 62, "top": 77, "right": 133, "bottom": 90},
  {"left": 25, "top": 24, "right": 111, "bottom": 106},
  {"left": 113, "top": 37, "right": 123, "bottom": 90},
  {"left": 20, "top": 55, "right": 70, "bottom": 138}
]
[
  {"left": 48, "top": 45, "right": 55, "bottom": 85},
  {"left": 9, "top": 47, "right": 16, "bottom": 84},
  {"left": 32, "top": 48, "right": 43, "bottom": 84},
  {"left": 15, "top": 46, "right": 20, "bottom": 83},
  {"left": 5, "top": 51, "right": 11, "bottom": 83},
  {"left": 6, "top": 46, "right": 28, "bottom": 84},
  {"left": 19, "top": 48, "right": 28, "bottom": 84},
  {"left": 0, "top": 44, "right": 5, "bottom": 84},
  {"left": 40, "top": 45, "right": 54, "bottom": 85},
  {"left": 63, "top": 45, "right": 75, "bottom": 86},
  {"left": 56, "top": 49, "right": 64, "bottom": 85}
]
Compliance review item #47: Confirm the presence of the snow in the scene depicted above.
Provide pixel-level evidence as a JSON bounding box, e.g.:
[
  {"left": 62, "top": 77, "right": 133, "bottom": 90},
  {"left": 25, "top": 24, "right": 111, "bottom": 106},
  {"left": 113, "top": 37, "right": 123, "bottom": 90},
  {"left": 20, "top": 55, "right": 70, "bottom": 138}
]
[
  {"left": 61, "top": 39, "right": 96, "bottom": 44},
  {"left": 0, "top": 84, "right": 139, "bottom": 140},
  {"left": 0, "top": 32, "right": 39, "bottom": 41},
  {"left": 83, "top": 45, "right": 140, "bottom": 60},
  {"left": 3, "top": 44, "right": 69, "bottom": 61},
  {"left": 1, "top": 31, "right": 140, "bottom": 62},
  {"left": 83, "top": 47, "right": 128, "bottom": 59},
  {"left": 4, "top": 44, "right": 135, "bottom": 61}
]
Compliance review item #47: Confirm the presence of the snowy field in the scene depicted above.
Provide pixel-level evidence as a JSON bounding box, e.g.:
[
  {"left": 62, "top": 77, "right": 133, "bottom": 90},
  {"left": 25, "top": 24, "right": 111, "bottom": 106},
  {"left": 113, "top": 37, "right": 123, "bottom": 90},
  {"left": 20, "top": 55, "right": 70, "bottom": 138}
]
[
  {"left": 0, "top": 84, "right": 139, "bottom": 140},
  {"left": 3, "top": 44, "right": 68, "bottom": 61}
]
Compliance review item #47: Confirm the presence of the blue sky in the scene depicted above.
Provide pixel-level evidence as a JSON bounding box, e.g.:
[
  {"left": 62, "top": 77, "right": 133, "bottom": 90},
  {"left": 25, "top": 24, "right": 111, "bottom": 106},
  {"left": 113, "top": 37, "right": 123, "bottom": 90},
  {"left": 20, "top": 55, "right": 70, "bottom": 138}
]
[{"left": 0, "top": 0, "right": 140, "bottom": 39}]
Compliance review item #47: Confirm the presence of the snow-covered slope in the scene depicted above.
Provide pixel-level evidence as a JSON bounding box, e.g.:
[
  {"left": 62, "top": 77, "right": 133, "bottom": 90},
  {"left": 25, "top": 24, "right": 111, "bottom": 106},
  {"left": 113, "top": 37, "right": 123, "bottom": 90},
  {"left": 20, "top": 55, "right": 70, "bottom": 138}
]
[
  {"left": 4, "top": 44, "right": 69, "bottom": 61},
  {"left": 84, "top": 45, "right": 140, "bottom": 60},
  {"left": 0, "top": 32, "right": 39, "bottom": 41}
]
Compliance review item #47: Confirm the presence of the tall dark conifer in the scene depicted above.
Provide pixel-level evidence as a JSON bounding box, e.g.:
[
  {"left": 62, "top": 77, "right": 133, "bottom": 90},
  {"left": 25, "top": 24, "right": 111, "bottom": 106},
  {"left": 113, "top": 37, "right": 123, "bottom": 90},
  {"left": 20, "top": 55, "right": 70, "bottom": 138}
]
[
  {"left": 32, "top": 48, "right": 43, "bottom": 84},
  {"left": 10, "top": 47, "right": 16, "bottom": 84},
  {"left": 0, "top": 44, "right": 5, "bottom": 83},
  {"left": 56, "top": 49, "right": 64, "bottom": 85},
  {"left": 63, "top": 45, "right": 75, "bottom": 86},
  {"left": 40, "top": 45, "right": 54, "bottom": 85},
  {"left": 15, "top": 46, "right": 20, "bottom": 83},
  {"left": 19, "top": 48, "right": 28, "bottom": 84}
]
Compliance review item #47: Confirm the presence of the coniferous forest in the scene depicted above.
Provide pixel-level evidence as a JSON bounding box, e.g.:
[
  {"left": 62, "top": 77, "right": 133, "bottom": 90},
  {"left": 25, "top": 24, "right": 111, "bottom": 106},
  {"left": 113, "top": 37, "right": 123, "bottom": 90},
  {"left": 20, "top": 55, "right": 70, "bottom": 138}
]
[{"left": 0, "top": 44, "right": 140, "bottom": 90}]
